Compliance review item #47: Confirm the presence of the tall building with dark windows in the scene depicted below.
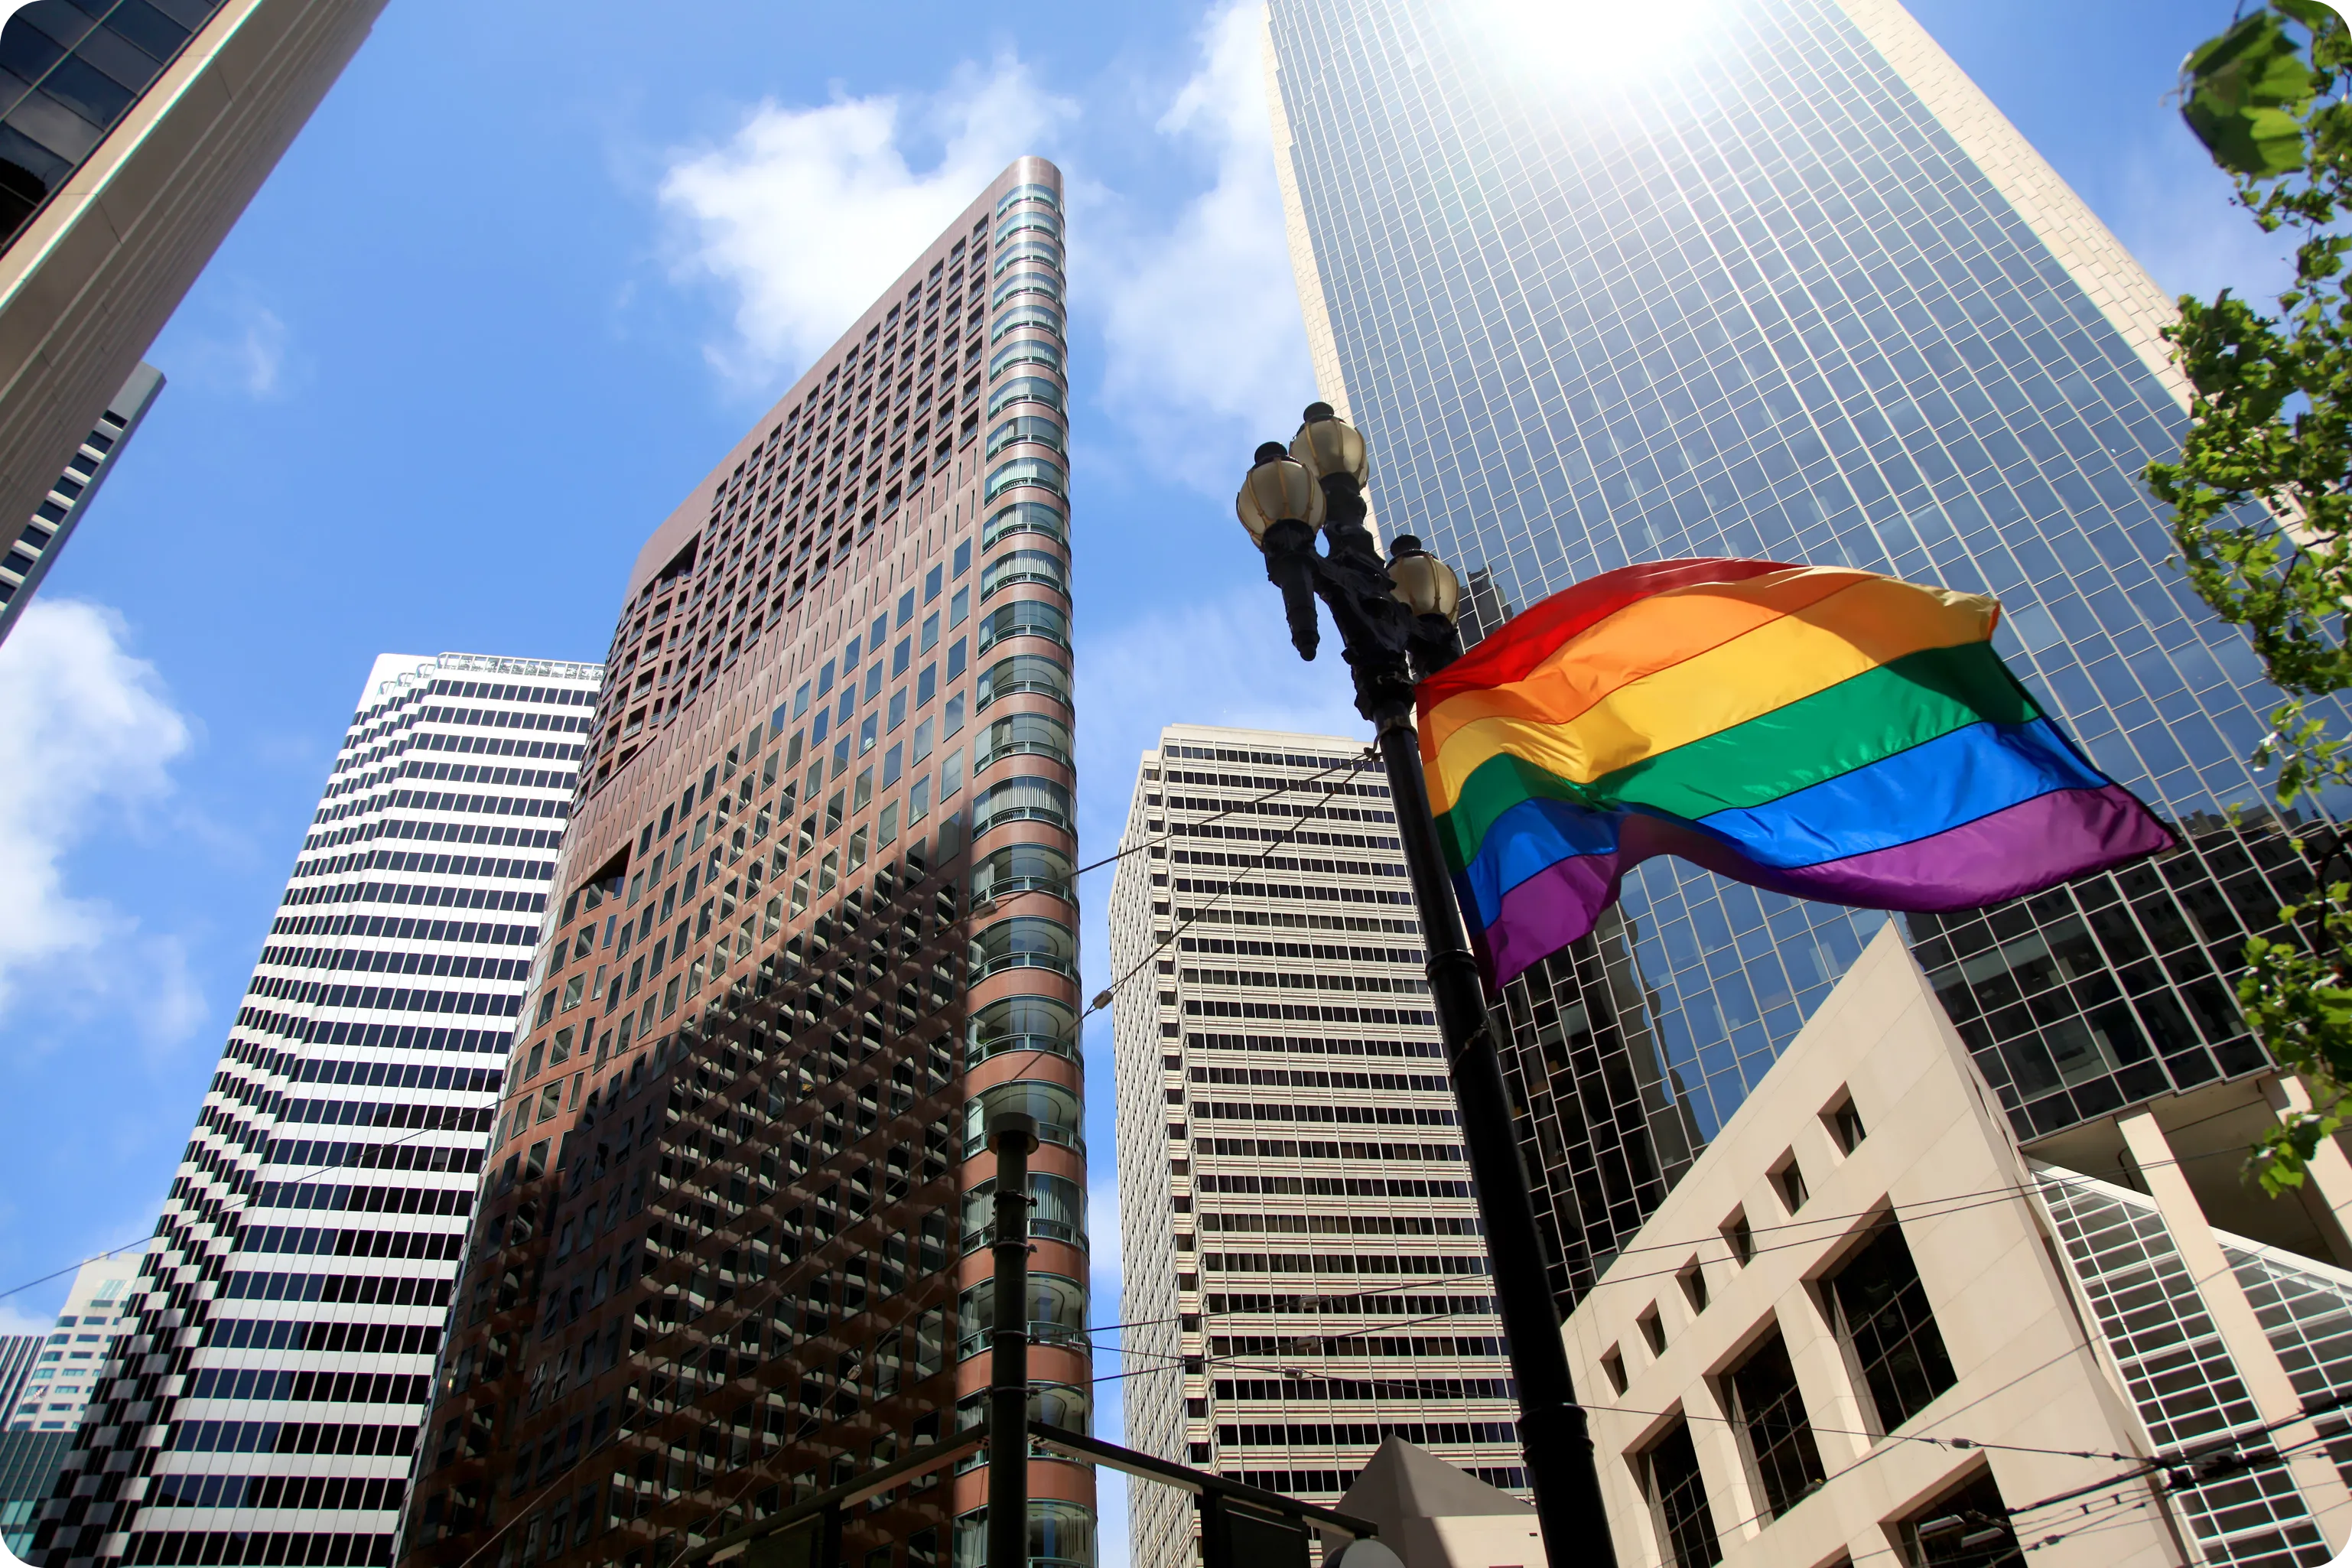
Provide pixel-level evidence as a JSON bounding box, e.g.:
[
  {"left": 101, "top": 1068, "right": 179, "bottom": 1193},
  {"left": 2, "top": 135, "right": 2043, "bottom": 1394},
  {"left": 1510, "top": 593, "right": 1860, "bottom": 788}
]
[
  {"left": 33, "top": 652, "right": 600, "bottom": 1568},
  {"left": 0, "top": 0, "right": 382, "bottom": 581},
  {"left": 0, "top": 361, "right": 161, "bottom": 644},
  {"left": 1266, "top": 0, "right": 2330, "bottom": 1308},
  {"left": 399, "top": 158, "right": 1091, "bottom": 1568},
  {"left": 1108, "top": 724, "right": 1531, "bottom": 1568}
]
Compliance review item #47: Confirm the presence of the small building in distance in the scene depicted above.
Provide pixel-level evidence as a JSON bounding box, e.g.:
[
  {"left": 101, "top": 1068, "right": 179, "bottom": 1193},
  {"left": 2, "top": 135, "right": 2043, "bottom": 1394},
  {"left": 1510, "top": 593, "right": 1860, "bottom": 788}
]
[
  {"left": 0, "top": 1249, "right": 145, "bottom": 1561},
  {"left": 6, "top": 1250, "right": 142, "bottom": 1433},
  {"left": 1332, "top": 1440, "right": 1545, "bottom": 1568}
]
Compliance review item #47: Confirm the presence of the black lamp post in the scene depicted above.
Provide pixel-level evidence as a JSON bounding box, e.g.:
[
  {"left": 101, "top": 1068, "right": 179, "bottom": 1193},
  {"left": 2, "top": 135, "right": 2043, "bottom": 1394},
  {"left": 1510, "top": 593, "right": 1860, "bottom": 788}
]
[{"left": 1235, "top": 402, "right": 1619, "bottom": 1568}]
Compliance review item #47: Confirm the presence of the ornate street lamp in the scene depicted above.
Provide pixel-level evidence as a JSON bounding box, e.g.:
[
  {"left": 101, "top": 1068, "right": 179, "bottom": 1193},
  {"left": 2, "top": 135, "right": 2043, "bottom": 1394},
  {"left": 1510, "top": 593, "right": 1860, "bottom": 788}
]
[{"left": 1235, "top": 403, "right": 1618, "bottom": 1568}]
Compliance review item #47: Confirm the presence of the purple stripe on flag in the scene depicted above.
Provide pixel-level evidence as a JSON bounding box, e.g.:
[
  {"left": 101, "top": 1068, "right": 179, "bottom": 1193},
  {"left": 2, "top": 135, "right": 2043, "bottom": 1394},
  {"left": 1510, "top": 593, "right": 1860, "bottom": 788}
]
[{"left": 1481, "top": 785, "right": 2174, "bottom": 987}]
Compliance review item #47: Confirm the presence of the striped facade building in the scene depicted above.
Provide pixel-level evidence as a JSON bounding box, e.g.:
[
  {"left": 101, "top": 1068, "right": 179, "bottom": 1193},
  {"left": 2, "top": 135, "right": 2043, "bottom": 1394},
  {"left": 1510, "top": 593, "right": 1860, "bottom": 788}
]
[
  {"left": 32, "top": 651, "right": 600, "bottom": 1568},
  {"left": 1109, "top": 723, "right": 1524, "bottom": 1568}
]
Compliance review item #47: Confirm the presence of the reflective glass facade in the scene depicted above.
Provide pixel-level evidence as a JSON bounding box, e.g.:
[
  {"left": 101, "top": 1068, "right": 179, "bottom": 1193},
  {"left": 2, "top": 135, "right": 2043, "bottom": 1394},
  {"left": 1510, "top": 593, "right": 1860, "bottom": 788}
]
[
  {"left": 1269, "top": 0, "right": 2319, "bottom": 1298},
  {"left": 0, "top": 0, "right": 229, "bottom": 250}
]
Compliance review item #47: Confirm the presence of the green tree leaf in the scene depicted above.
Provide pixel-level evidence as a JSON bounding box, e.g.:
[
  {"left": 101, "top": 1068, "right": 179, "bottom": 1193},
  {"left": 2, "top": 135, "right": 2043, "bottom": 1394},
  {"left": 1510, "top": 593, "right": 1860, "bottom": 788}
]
[
  {"left": 2181, "top": 11, "right": 2322, "bottom": 174},
  {"left": 2155, "top": 0, "right": 2352, "bottom": 1192},
  {"left": 2275, "top": 0, "right": 2342, "bottom": 37}
]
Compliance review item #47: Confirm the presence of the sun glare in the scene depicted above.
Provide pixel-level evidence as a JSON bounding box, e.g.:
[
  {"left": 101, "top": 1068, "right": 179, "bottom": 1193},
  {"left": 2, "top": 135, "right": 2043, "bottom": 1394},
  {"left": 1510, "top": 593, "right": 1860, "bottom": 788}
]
[{"left": 1463, "top": 0, "right": 1728, "bottom": 95}]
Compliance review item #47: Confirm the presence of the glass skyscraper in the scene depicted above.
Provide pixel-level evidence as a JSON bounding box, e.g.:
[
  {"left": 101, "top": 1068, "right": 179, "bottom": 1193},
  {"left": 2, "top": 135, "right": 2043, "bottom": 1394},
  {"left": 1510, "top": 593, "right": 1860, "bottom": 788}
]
[{"left": 1267, "top": 0, "right": 2319, "bottom": 1302}]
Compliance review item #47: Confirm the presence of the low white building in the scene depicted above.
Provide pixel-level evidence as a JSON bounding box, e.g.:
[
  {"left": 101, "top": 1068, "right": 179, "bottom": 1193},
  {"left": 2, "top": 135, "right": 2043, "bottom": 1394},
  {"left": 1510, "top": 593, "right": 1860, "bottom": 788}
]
[
  {"left": 6, "top": 1251, "right": 142, "bottom": 1433},
  {"left": 1561, "top": 926, "right": 2352, "bottom": 1568}
]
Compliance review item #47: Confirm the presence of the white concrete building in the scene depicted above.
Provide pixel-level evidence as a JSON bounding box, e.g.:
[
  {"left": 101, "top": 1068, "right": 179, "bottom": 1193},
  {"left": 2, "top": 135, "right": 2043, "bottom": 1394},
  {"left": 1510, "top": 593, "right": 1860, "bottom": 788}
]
[
  {"left": 8, "top": 1254, "right": 144, "bottom": 1433},
  {"left": 37, "top": 651, "right": 602, "bottom": 1568},
  {"left": 1111, "top": 723, "right": 1527, "bottom": 1568},
  {"left": 1562, "top": 926, "right": 2352, "bottom": 1568}
]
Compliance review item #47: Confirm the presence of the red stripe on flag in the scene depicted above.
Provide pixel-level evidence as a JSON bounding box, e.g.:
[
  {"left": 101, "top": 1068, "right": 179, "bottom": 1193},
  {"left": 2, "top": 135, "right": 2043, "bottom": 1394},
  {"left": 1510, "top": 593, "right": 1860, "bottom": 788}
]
[{"left": 1415, "top": 557, "right": 1802, "bottom": 705}]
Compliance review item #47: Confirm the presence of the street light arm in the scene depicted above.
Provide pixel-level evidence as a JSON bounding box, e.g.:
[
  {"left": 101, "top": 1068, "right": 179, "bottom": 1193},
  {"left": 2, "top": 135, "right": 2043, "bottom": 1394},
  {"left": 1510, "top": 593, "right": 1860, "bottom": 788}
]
[{"left": 1261, "top": 519, "right": 1322, "bottom": 662}]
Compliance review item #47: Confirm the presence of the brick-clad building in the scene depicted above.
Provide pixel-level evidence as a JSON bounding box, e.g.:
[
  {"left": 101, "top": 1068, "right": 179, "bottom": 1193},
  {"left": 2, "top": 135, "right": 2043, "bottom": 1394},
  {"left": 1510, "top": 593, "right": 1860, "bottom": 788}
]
[{"left": 399, "top": 157, "right": 1092, "bottom": 1568}]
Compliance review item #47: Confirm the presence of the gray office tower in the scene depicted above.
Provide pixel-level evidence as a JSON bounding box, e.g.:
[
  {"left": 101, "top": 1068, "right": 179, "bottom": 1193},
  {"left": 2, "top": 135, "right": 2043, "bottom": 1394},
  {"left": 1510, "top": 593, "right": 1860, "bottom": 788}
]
[
  {"left": 1266, "top": 0, "right": 2321, "bottom": 1306},
  {"left": 0, "top": 362, "right": 162, "bottom": 646}
]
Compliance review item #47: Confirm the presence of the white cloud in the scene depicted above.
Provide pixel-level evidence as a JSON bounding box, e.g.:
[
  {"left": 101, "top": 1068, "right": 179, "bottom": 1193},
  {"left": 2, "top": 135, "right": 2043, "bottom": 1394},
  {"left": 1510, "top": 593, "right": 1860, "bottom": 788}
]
[
  {"left": 0, "top": 600, "right": 196, "bottom": 1040},
  {"left": 659, "top": 59, "right": 1075, "bottom": 387},
  {"left": 1083, "top": 1, "right": 1321, "bottom": 490},
  {"left": 180, "top": 296, "right": 291, "bottom": 399},
  {"left": 233, "top": 304, "right": 288, "bottom": 397},
  {"left": 647, "top": 5, "right": 1317, "bottom": 485}
]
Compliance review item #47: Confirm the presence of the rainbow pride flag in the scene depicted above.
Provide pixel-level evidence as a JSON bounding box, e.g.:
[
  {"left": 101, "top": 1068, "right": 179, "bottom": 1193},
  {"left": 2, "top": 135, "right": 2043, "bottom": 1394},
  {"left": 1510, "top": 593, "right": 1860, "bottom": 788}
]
[{"left": 1419, "top": 558, "right": 2175, "bottom": 987}]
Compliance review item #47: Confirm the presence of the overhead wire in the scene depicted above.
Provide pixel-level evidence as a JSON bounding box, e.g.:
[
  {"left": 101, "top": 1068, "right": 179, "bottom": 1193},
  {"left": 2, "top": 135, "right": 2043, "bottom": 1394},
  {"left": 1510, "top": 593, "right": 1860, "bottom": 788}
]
[
  {"left": 361, "top": 767, "right": 1394, "bottom": 1564},
  {"left": 28, "top": 743, "right": 2349, "bottom": 1563},
  {"left": 0, "top": 724, "right": 1381, "bottom": 1315},
  {"left": 1061, "top": 1137, "right": 2279, "bottom": 1350},
  {"left": 1064, "top": 750, "right": 1380, "bottom": 883},
  {"left": 1075, "top": 747, "right": 1382, "bottom": 1028},
  {"left": 0, "top": 1119, "right": 485, "bottom": 1301}
]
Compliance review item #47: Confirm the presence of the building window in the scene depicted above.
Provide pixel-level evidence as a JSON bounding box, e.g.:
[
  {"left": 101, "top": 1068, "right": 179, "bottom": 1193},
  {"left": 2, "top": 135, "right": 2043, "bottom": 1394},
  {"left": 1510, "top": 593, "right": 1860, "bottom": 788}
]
[
  {"left": 1677, "top": 1261, "right": 1708, "bottom": 1314},
  {"left": 1827, "top": 1222, "right": 1957, "bottom": 1434},
  {"left": 1725, "top": 1330, "right": 1824, "bottom": 1520},
  {"left": 1721, "top": 1209, "right": 1753, "bottom": 1266},
  {"left": 1826, "top": 1092, "right": 1866, "bottom": 1155},
  {"left": 1773, "top": 1153, "right": 1809, "bottom": 1214},
  {"left": 1899, "top": 1470, "right": 2022, "bottom": 1567},
  {"left": 1641, "top": 1419, "right": 1720, "bottom": 1568}
]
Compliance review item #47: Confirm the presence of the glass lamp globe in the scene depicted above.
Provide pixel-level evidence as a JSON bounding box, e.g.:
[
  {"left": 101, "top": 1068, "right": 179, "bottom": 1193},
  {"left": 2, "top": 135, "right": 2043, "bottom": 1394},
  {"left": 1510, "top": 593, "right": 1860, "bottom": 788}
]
[
  {"left": 1387, "top": 535, "right": 1462, "bottom": 621},
  {"left": 1290, "top": 401, "right": 1370, "bottom": 486},
  {"left": 1235, "top": 442, "right": 1325, "bottom": 544}
]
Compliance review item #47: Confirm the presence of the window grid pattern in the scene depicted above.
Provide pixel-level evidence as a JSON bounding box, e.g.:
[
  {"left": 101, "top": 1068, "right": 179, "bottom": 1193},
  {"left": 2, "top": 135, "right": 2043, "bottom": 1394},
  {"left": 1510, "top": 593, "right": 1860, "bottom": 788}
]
[
  {"left": 1494, "top": 915, "right": 1700, "bottom": 1302},
  {"left": 2222, "top": 1231, "right": 2352, "bottom": 1490},
  {"left": 1265, "top": 0, "right": 2324, "bottom": 1233},
  {"left": 399, "top": 169, "right": 1088, "bottom": 1568},
  {"left": 2033, "top": 1164, "right": 2334, "bottom": 1566},
  {"left": 0, "top": 0, "right": 228, "bottom": 252},
  {"left": 1108, "top": 728, "right": 1524, "bottom": 1568},
  {"left": 38, "top": 659, "right": 598, "bottom": 1568},
  {"left": 1726, "top": 1331, "right": 1825, "bottom": 1520},
  {"left": 1910, "top": 817, "right": 2306, "bottom": 1137},
  {"left": 1824, "top": 1224, "right": 1956, "bottom": 1434},
  {"left": 1644, "top": 1419, "right": 1721, "bottom": 1568},
  {"left": 585, "top": 189, "right": 1049, "bottom": 791}
]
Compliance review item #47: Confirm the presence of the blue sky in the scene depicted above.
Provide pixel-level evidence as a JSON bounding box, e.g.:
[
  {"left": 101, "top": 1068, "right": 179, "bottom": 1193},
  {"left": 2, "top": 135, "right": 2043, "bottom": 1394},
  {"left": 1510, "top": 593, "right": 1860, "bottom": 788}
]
[{"left": 0, "top": 0, "right": 2297, "bottom": 1546}]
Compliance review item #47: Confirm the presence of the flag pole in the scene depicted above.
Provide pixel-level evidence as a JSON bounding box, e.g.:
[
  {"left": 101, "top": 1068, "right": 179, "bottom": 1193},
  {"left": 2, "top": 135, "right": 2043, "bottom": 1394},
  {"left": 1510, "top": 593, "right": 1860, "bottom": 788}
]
[{"left": 1371, "top": 714, "right": 1618, "bottom": 1568}]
